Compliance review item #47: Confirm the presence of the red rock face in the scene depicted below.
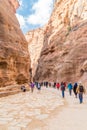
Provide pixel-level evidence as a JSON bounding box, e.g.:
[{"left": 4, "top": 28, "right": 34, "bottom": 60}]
[
  {"left": 0, "top": 0, "right": 30, "bottom": 87},
  {"left": 34, "top": 0, "right": 87, "bottom": 85}
]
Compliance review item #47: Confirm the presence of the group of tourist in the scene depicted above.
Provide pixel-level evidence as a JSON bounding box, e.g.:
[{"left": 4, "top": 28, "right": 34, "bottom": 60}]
[
  {"left": 21, "top": 81, "right": 86, "bottom": 104},
  {"left": 59, "top": 81, "right": 85, "bottom": 104}
]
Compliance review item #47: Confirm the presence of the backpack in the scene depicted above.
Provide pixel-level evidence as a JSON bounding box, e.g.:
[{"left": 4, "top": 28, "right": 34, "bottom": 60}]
[
  {"left": 61, "top": 85, "right": 65, "bottom": 91},
  {"left": 79, "top": 85, "right": 84, "bottom": 92}
]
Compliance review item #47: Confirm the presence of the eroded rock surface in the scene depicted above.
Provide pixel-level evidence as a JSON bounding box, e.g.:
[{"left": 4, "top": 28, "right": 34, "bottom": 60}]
[
  {"left": 0, "top": 0, "right": 30, "bottom": 89},
  {"left": 25, "top": 27, "right": 45, "bottom": 77},
  {"left": 34, "top": 0, "right": 87, "bottom": 84}
]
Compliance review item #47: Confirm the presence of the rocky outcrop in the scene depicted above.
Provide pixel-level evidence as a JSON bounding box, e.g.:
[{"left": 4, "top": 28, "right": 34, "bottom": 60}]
[
  {"left": 34, "top": 0, "right": 87, "bottom": 85},
  {"left": 0, "top": 0, "right": 30, "bottom": 88},
  {"left": 9, "top": 0, "right": 19, "bottom": 12},
  {"left": 25, "top": 27, "right": 45, "bottom": 77}
]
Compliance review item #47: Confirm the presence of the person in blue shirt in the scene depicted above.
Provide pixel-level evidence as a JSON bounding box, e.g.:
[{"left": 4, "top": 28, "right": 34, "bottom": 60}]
[{"left": 67, "top": 83, "right": 73, "bottom": 96}]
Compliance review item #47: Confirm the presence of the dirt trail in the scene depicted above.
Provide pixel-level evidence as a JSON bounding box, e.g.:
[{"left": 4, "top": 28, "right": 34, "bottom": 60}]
[
  {"left": 41, "top": 91, "right": 87, "bottom": 130},
  {"left": 0, "top": 87, "right": 87, "bottom": 130}
]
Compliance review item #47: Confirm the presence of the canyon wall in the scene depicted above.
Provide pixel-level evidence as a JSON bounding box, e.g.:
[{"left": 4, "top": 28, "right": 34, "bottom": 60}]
[
  {"left": 25, "top": 27, "right": 45, "bottom": 77},
  {"left": 34, "top": 0, "right": 87, "bottom": 85},
  {"left": 9, "top": 0, "right": 20, "bottom": 12},
  {"left": 0, "top": 0, "right": 30, "bottom": 89}
]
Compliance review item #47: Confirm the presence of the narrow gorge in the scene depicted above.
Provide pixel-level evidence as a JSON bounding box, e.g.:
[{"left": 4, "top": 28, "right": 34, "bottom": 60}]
[
  {"left": 0, "top": 0, "right": 87, "bottom": 129},
  {"left": 0, "top": 0, "right": 87, "bottom": 94},
  {"left": 26, "top": 0, "right": 87, "bottom": 86}
]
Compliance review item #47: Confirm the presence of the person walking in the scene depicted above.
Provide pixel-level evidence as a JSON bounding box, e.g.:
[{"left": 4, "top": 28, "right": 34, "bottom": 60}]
[
  {"left": 61, "top": 82, "right": 65, "bottom": 98},
  {"left": 30, "top": 82, "right": 35, "bottom": 93},
  {"left": 67, "top": 83, "right": 73, "bottom": 96},
  {"left": 76, "top": 82, "right": 85, "bottom": 104},
  {"left": 35, "top": 82, "right": 38, "bottom": 89},
  {"left": 73, "top": 82, "right": 78, "bottom": 98},
  {"left": 53, "top": 82, "right": 56, "bottom": 88},
  {"left": 46, "top": 82, "right": 48, "bottom": 88},
  {"left": 37, "top": 82, "right": 41, "bottom": 93},
  {"left": 56, "top": 82, "right": 60, "bottom": 90}
]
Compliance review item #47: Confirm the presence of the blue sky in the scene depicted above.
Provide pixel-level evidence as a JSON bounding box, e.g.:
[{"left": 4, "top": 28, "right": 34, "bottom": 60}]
[{"left": 16, "top": 0, "right": 54, "bottom": 34}]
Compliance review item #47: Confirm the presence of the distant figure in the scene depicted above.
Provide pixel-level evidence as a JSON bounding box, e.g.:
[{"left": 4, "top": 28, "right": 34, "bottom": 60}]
[
  {"left": 61, "top": 82, "right": 65, "bottom": 98},
  {"left": 35, "top": 82, "right": 38, "bottom": 89},
  {"left": 21, "top": 85, "right": 26, "bottom": 92},
  {"left": 56, "top": 83, "right": 60, "bottom": 90},
  {"left": 67, "top": 83, "right": 73, "bottom": 96},
  {"left": 73, "top": 82, "right": 78, "bottom": 98},
  {"left": 63, "top": 82, "right": 67, "bottom": 88},
  {"left": 53, "top": 82, "right": 56, "bottom": 88},
  {"left": 46, "top": 82, "right": 48, "bottom": 88},
  {"left": 49, "top": 82, "right": 51, "bottom": 87},
  {"left": 37, "top": 83, "right": 41, "bottom": 92},
  {"left": 30, "top": 82, "right": 35, "bottom": 93},
  {"left": 76, "top": 82, "right": 85, "bottom": 104}
]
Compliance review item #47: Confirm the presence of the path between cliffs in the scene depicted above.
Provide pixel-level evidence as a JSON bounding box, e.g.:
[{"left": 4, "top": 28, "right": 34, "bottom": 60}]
[{"left": 0, "top": 87, "right": 87, "bottom": 130}]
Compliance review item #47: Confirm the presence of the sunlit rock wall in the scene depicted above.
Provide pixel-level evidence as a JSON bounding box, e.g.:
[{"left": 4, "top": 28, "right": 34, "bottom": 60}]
[
  {"left": 34, "top": 0, "right": 87, "bottom": 85},
  {"left": 0, "top": 0, "right": 31, "bottom": 87},
  {"left": 25, "top": 27, "right": 45, "bottom": 77}
]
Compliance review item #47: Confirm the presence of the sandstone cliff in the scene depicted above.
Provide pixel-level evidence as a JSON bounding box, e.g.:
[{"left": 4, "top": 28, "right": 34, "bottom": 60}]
[
  {"left": 9, "top": 0, "right": 20, "bottom": 12},
  {"left": 34, "top": 0, "right": 87, "bottom": 85},
  {"left": 0, "top": 0, "right": 30, "bottom": 89},
  {"left": 25, "top": 27, "right": 45, "bottom": 77}
]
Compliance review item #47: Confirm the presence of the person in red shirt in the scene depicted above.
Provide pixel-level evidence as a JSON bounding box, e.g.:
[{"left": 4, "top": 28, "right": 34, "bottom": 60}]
[{"left": 56, "top": 82, "right": 60, "bottom": 89}]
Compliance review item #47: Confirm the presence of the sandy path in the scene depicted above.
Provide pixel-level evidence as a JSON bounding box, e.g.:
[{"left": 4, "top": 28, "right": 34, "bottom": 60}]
[
  {"left": 42, "top": 91, "right": 87, "bottom": 130},
  {"left": 0, "top": 87, "right": 87, "bottom": 130}
]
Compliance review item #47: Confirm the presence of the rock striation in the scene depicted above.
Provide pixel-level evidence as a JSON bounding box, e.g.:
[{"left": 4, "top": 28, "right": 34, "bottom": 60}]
[
  {"left": 25, "top": 27, "right": 45, "bottom": 77},
  {"left": 34, "top": 0, "right": 87, "bottom": 84},
  {"left": 9, "top": 0, "right": 19, "bottom": 12},
  {"left": 0, "top": 0, "right": 30, "bottom": 89}
]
